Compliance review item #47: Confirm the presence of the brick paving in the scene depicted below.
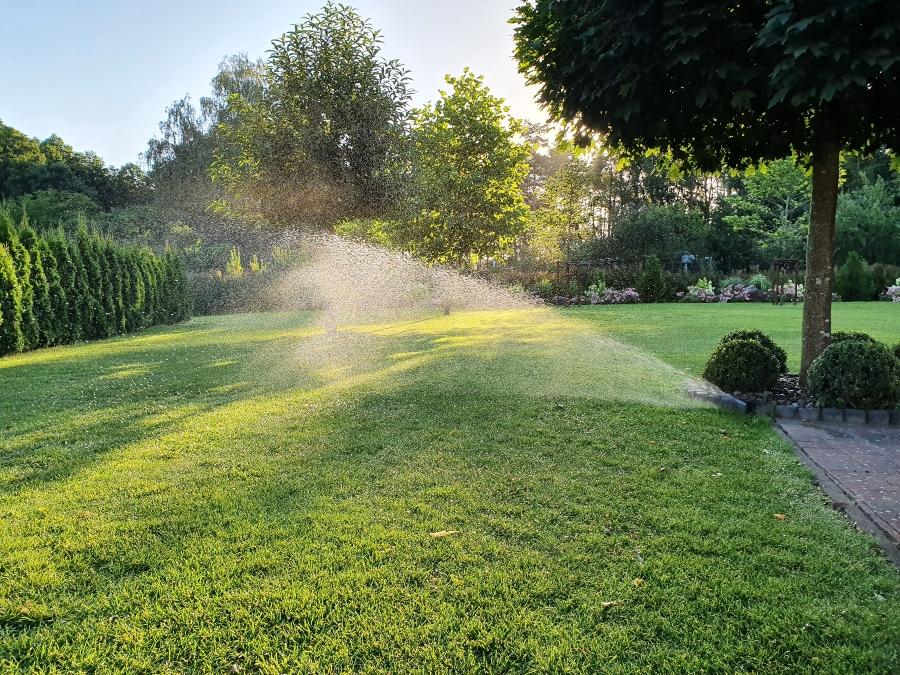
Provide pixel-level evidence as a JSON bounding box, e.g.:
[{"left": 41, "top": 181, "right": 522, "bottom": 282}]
[{"left": 777, "top": 419, "right": 900, "bottom": 565}]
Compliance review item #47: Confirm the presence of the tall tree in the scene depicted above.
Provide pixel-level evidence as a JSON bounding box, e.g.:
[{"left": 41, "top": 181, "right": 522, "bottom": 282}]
[
  {"left": 513, "top": 0, "right": 900, "bottom": 380},
  {"left": 401, "top": 70, "right": 532, "bottom": 265},
  {"left": 722, "top": 158, "right": 811, "bottom": 264},
  {"left": 211, "top": 2, "right": 412, "bottom": 225}
]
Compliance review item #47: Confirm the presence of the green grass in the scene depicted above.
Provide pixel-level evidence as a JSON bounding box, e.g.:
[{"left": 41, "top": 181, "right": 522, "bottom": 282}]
[
  {"left": 1, "top": 305, "right": 898, "bottom": 672},
  {"left": 574, "top": 301, "right": 900, "bottom": 374}
]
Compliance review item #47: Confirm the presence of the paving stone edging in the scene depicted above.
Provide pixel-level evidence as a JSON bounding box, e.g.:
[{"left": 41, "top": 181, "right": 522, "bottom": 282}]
[
  {"left": 685, "top": 381, "right": 898, "bottom": 426},
  {"left": 762, "top": 404, "right": 899, "bottom": 426}
]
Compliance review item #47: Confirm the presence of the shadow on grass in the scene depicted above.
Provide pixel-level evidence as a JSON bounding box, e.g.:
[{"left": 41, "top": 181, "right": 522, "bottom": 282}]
[{"left": 2, "top": 310, "right": 899, "bottom": 670}]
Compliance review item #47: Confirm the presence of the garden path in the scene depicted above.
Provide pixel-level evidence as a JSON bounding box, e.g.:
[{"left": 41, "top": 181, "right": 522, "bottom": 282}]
[{"left": 778, "top": 419, "right": 900, "bottom": 566}]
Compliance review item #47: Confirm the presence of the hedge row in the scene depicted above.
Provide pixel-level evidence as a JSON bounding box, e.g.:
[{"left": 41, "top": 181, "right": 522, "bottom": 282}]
[{"left": 0, "top": 209, "right": 190, "bottom": 357}]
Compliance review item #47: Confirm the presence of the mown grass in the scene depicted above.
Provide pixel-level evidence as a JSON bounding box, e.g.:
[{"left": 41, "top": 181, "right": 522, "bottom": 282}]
[
  {"left": 1, "top": 306, "right": 898, "bottom": 672},
  {"left": 575, "top": 301, "right": 900, "bottom": 374}
]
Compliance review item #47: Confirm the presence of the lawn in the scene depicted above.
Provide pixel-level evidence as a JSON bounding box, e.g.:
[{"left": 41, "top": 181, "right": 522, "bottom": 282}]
[
  {"left": 1, "top": 305, "right": 898, "bottom": 672},
  {"left": 574, "top": 301, "right": 900, "bottom": 374}
]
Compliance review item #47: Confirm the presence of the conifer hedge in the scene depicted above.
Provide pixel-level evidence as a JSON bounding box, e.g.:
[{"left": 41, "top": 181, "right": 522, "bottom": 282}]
[{"left": 0, "top": 209, "right": 190, "bottom": 357}]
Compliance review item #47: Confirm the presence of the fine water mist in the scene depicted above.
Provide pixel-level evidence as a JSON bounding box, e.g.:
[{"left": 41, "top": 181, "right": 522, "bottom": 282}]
[{"left": 232, "top": 233, "right": 707, "bottom": 410}]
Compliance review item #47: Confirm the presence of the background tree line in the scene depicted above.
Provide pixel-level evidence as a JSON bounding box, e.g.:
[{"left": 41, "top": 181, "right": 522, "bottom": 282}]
[
  {"left": 0, "top": 208, "right": 189, "bottom": 357},
  {"left": 1, "top": 2, "right": 897, "bottom": 311}
]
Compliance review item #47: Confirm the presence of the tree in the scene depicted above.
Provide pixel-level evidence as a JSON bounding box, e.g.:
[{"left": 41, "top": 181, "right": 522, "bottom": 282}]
[
  {"left": 0, "top": 243, "right": 23, "bottom": 355},
  {"left": 513, "top": 0, "right": 900, "bottom": 380},
  {"left": 34, "top": 235, "right": 66, "bottom": 346},
  {"left": 835, "top": 178, "right": 900, "bottom": 265},
  {"left": 527, "top": 155, "right": 594, "bottom": 262},
  {"left": 721, "top": 158, "right": 811, "bottom": 265},
  {"left": 0, "top": 209, "right": 38, "bottom": 347},
  {"left": 600, "top": 204, "right": 707, "bottom": 266},
  {"left": 2, "top": 120, "right": 150, "bottom": 210},
  {"left": 834, "top": 251, "right": 875, "bottom": 301},
  {"left": 46, "top": 232, "right": 81, "bottom": 342},
  {"left": 17, "top": 219, "right": 54, "bottom": 346},
  {"left": 211, "top": 3, "right": 412, "bottom": 225},
  {"left": 11, "top": 189, "right": 101, "bottom": 230},
  {"left": 400, "top": 70, "right": 532, "bottom": 265}
]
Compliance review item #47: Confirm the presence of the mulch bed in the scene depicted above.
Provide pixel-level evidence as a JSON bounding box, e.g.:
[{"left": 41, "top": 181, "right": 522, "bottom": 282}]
[{"left": 733, "top": 374, "right": 808, "bottom": 408}]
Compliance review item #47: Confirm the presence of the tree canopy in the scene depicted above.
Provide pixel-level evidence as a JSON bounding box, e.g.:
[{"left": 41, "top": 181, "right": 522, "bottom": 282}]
[
  {"left": 210, "top": 2, "right": 412, "bottom": 225},
  {"left": 513, "top": 0, "right": 899, "bottom": 378},
  {"left": 398, "top": 70, "right": 532, "bottom": 265},
  {"left": 512, "top": 1, "right": 899, "bottom": 169}
]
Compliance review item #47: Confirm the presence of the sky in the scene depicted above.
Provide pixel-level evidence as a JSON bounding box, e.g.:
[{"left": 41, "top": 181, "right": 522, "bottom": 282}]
[{"left": 0, "top": 0, "right": 546, "bottom": 167}]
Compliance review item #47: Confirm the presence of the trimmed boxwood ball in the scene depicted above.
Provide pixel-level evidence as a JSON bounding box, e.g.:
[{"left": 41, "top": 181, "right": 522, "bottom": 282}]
[
  {"left": 703, "top": 338, "right": 780, "bottom": 393},
  {"left": 830, "top": 330, "right": 877, "bottom": 345},
  {"left": 806, "top": 340, "right": 898, "bottom": 410},
  {"left": 720, "top": 329, "right": 787, "bottom": 373}
]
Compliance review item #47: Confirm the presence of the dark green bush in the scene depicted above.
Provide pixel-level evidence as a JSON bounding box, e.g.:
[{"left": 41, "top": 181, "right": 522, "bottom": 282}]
[
  {"left": 46, "top": 233, "right": 80, "bottom": 343},
  {"left": 18, "top": 221, "right": 54, "bottom": 347},
  {"left": 0, "top": 244, "right": 23, "bottom": 355},
  {"left": 0, "top": 212, "right": 189, "bottom": 357},
  {"left": 894, "top": 342, "right": 900, "bottom": 362},
  {"left": 834, "top": 251, "right": 875, "bottom": 301},
  {"left": 35, "top": 237, "right": 65, "bottom": 346},
  {"left": 830, "top": 331, "right": 877, "bottom": 345},
  {"left": 636, "top": 255, "right": 668, "bottom": 303},
  {"left": 0, "top": 210, "right": 38, "bottom": 348},
  {"left": 703, "top": 338, "right": 780, "bottom": 393},
  {"left": 720, "top": 329, "right": 788, "bottom": 373},
  {"left": 871, "top": 263, "right": 900, "bottom": 297},
  {"left": 806, "top": 340, "right": 898, "bottom": 409}
]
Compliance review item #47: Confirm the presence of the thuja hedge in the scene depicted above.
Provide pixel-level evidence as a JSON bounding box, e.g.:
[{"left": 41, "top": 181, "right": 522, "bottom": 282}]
[{"left": 0, "top": 210, "right": 190, "bottom": 357}]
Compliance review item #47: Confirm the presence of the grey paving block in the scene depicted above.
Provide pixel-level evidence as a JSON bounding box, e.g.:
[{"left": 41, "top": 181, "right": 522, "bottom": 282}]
[
  {"left": 798, "top": 407, "right": 820, "bottom": 422},
  {"left": 866, "top": 410, "right": 890, "bottom": 426},
  {"left": 779, "top": 421, "right": 900, "bottom": 557},
  {"left": 845, "top": 409, "right": 866, "bottom": 425},
  {"left": 820, "top": 408, "right": 843, "bottom": 424}
]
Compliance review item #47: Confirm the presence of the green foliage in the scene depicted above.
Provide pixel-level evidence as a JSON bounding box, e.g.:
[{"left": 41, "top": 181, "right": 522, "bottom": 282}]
[
  {"left": 513, "top": 1, "right": 898, "bottom": 168},
  {"left": 871, "top": 263, "right": 900, "bottom": 297},
  {"left": 835, "top": 178, "right": 900, "bottom": 266},
  {"left": 401, "top": 70, "right": 531, "bottom": 264},
  {"left": 721, "top": 159, "right": 810, "bottom": 265},
  {"left": 0, "top": 212, "right": 188, "bottom": 357},
  {"left": 527, "top": 156, "right": 593, "bottom": 262},
  {"left": 211, "top": 3, "right": 411, "bottom": 224},
  {"left": 598, "top": 204, "right": 708, "bottom": 267},
  {"left": 720, "top": 330, "right": 788, "bottom": 374},
  {"left": 806, "top": 340, "right": 898, "bottom": 409},
  {"left": 747, "top": 273, "right": 772, "bottom": 292},
  {"left": 34, "top": 236, "right": 65, "bottom": 346},
  {"left": 0, "top": 209, "right": 38, "bottom": 348},
  {"left": 0, "top": 120, "right": 150, "bottom": 208},
  {"left": 0, "top": 243, "right": 23, "bottom": 355},
  {"left": 834, "top": 251, "right": 875, "bottom": 301},
  {"left": 8, "top": 189, "right": 102, "bottom": 230},
  {"left": 830, "top": 331, "right": 877, "bottom": 345},
  {"left": 225, "top": 246, "right": 244, "bottom": 278},
  {"left": 636, "top": 255, "right": 668, "bottom": 303},
  {"left": 75, "top": 226, "right": 107, "bottom": 339},
  {"left": 17, "top": 219, "right": 54, "bottom": 346},
  {"left": 334, "top": 219, "right": 402, "bottom": 250},
  {"left": 702, "top": 338, "right": 780, "bottom": 393}
]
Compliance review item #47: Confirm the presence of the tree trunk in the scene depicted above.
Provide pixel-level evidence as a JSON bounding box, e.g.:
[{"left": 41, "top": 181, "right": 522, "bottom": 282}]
[{"left": 800, "top": 140, "right": 840, "bottom": 385}]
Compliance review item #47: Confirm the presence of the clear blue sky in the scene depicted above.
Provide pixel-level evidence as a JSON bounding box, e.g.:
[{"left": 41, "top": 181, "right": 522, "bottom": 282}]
[{"left": 0, "top": 0, "right": 545, "bottom": 167}]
